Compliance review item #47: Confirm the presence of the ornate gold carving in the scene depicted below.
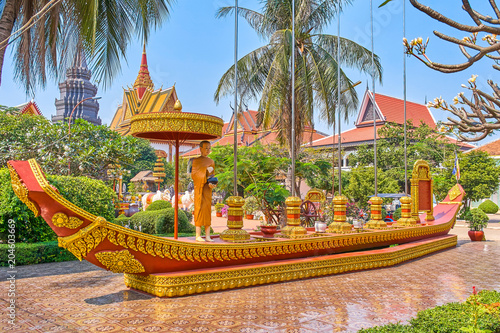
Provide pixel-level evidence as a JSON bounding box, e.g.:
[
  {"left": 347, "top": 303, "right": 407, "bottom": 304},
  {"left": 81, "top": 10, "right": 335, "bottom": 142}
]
[
  {"left": 124, "top": 235, "right": 457, "bottom": 297},
  {"left": 28, "top": 159, "right": 96, "bottom": 221},
  {"left": 448, "top": 184, "right": 461, "bottom": 201},
  {"left": 8, "top": 163, "right": 39, "bottom": 217},
  {"left": 95, "top": 250, "right": 145, "bottom": 274},
  {"left": 51, "top": 212, "right": 83, "bottom": 229},
  {"left": 130, "top": 112, "right": 224, "bottom": 139},
  {"left": 58, "top": 216, "right": 109, "bottom": 260},
  {"left": 221, "top": 196, "right": 250, "bottom": 242}
]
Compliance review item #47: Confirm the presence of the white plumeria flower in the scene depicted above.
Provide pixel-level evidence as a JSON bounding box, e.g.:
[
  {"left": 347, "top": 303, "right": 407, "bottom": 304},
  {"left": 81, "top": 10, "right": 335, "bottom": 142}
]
[{"left": 468, "top": 74, "right": 478, "bottom": 83}]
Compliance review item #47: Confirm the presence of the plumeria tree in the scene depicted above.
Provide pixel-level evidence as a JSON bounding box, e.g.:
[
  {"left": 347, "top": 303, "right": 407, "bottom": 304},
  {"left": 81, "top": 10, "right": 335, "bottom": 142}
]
[
  {"left": 0, "top": 110, "right": 155, "bottom": 180},
  {"left": 403, "top": 0, "right": 500, "bottom": 142}
]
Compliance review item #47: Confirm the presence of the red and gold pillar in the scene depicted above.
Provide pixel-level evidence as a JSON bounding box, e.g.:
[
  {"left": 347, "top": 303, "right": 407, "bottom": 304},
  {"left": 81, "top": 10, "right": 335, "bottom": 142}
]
[
  {"left": 153, "top": 157, "right": 166, "bottom": 191},
  {"left": 220, "top": 196, "right": 250, "bottom": 242},
  {"left": 365, "top": 196, "right": 387, "bottom": 229},
  {"left": 396, "top": 196, "right": 417, "bottom": 227},
  {"left": 327, "top": 195, "right": 351, "bottom": 233},
  {"left": 281, "top": 197, "right": 307, "bottom": 238}
]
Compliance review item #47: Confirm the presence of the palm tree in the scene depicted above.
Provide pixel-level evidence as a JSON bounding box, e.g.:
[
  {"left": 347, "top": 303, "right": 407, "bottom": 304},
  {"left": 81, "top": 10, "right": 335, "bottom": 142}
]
[
  {"left": 0, "top": 0, "right": 172, "bottom": 93},
  {"left": 214, "top": 0, "right": 382, "bottom": 159}
]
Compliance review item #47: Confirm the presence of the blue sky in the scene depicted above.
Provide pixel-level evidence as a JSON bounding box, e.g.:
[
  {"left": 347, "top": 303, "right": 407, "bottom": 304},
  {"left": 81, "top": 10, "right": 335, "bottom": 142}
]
[{"left": 0, "top": 0, "right": 497, "bottom": 145}]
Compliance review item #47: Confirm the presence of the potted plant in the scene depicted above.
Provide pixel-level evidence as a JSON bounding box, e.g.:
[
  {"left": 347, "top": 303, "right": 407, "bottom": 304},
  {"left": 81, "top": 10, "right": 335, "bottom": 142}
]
[
  {"left": 259, "top": 219, "right": 279, "bottom": 237},
  {"left": 314, "top": 200, "right": 328, "bottom": 233},
  {"left": 214, "top": 203, "right": 225, "bottom": 217},
  {"left": 465, "top": 208, "right": 489, "bottom": 241},
  {"left": 242, "top": 196, "right": 260, "bottom": 220}
]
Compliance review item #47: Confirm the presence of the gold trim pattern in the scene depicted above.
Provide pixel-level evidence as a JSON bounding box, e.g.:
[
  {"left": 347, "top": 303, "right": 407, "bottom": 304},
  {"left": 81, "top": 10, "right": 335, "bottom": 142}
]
[
  {"left": 58, "top": 216, "right": 108, "bottom": 260},
  {"left": 130, "top": 112, "right": 224, "bottom": 138},
  {"left": 52, "top": 212, "right": 83, "bottom": 229},
  {"left": 124, "top": 235, "right": 457, "bottom": 297},
  {"left": 55, "top": 210, "right": 458, "bottom": 264},
  {"left": 28, "top": 159, "right": 97, "bottom": 222},
  {"left": 8, "top": 163, "right": 39, "bottom": 217},
  {"left": 448, "top": 184, "right": 461, "bottom": 201},
  {"left": 96, "top": 250, "right": 145, "bottom": 274}
]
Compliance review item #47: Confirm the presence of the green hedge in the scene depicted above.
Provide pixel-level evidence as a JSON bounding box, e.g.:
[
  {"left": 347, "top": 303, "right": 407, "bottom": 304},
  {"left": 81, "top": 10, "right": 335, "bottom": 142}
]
[
  {"left": 479, "top": 199, "right": 499, "bottom": 214},
  {"left": 0, "top": 168, "right": 116, "bottom": 243},
  {"left": 0, "top": 168, "right": 55, "bottom": 242},
  {"left": 0, "top": 241, "right": 77, "bottom": 266},
  {"left": 47, "top": 174, "right": 116, "bottom": 221},
  {"left": 128, "top": 208, "right": 195, "bottom": 235},
  {"left": 146, "top": 200, "right": 172, "bottom": 211},
  {"left": 358, "top": 290, "right": 500, "bottom": 332}
]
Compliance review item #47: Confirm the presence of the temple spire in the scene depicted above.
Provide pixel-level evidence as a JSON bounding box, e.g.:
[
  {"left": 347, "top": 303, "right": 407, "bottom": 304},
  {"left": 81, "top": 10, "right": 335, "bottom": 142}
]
[{"left": 133, "top": 42, "right": 154, "bottom": 99}]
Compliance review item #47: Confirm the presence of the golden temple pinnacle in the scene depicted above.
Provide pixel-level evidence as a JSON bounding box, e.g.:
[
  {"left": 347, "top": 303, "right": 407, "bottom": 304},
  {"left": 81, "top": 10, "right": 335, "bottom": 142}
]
[{"left": 133, "top": 43, "right": 154, "bottom": 99}]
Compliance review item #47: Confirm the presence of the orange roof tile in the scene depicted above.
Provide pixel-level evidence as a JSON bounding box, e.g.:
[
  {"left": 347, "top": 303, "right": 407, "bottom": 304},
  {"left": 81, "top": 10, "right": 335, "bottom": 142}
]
[{"left": 469, "top": 139, "right": 500, "bottom": 156}]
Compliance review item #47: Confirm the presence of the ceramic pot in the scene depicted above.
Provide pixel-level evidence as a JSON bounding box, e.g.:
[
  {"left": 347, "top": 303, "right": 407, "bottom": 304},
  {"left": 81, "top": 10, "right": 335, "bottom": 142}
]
[
  {"left": 245, "top": 214, "right": 254, "bottom": 220},
  {"left": 216, "top": 212, "right": 223, "bottom": 217},
  {"left": 315, "top": 221, "right": 327, "bottom": 233},
  {"left": 468, "top": 230, "right": 485, "bottom": 241},
  {"left": 260, "top": 225, "right": 279, "bottom": 237}
]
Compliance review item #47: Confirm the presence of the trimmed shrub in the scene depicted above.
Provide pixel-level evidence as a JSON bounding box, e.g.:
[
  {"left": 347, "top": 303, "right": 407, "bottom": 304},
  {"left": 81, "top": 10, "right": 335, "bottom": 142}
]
[
  {"left": 113, "top": 215, "right": 131, "bottom": 227},
  {"left": 478, "top": 199, "right": 499, "bottom": 214},
  {"left": 358, "top": 290, "right": 500, "bottom": 333},
  {"left": 146, "top": 200, "right": 172, "bottom": 211},
  {"left": 128, "top": 208, "right": 195, "bottom": 235},
  {"left": 129, "top": 211, "right": 157, "bottom": 234},
  {"left": 393, "top": 207, "right": 402, "bottom": 220},
  {"left": 184, "top": 210, "right": 193, "bottom": 222},
  {"left": 466, "top": 208, "right": 489, "bottom": 231},
  {"left": 0, "top": 241, "right": 77, "bottom": 266},
  {"left": 1, "top": 168, "right": 117, "bottom": 243},
  {"left": 0, "top": 168, "right": 55, "bottom": 243},
  {"left": 47, "top": 174, "right": 116, "bottom": 221},
  {"left": 155, "top": 209, "right": 195, "bottom": 234}
]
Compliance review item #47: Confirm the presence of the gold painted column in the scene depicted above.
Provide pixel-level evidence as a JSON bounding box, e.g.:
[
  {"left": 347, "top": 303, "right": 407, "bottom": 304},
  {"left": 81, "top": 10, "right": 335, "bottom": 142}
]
[
  {"left": 396, "top": 196, "right": 417, "bottom": 227},
  {"left": 365, "top": 196, "right": 387, "bottom": 229},
  {"left": 410, "top": 178, "right": 420, "bottom": 221},
  {"left": 220, "top": 196, "right": 250, "bottom": 242},
  {"left": 327, "top": 195, "right": 351, "bottom": 233},
  {"left": 281, "top": 197, "right": 307, "bottom": 238}
]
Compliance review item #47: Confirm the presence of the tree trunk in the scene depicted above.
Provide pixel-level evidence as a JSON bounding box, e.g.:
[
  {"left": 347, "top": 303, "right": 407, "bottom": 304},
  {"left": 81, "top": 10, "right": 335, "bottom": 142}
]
[{"left": 0, "top": 0, "right": 17, "bottom": 86}]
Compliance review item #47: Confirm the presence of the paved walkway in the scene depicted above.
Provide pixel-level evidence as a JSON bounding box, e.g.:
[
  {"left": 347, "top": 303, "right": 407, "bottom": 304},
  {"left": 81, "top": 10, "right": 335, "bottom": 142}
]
[{"left": 1, "top": 224, "right": 499, "bottom": 332}]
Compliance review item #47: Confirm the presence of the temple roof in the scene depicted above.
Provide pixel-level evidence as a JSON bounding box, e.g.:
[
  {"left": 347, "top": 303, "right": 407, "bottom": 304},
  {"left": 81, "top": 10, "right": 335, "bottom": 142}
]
[
  {"left": 307, "top": 90, "right": 475, "bottom": 151},
  {"left": 181, "top": 108, "right": 328, "bottom": 157},
  {"left": 469, "top": 139, "right": 500, "bottom": 157},
  {"left": 133, "top": 44, "right": 154, "bottom": 99},
  {"left": 110, "top": 86, "right": 178, "bottom": 135},
  {"left": 13, "top": 100, "right": 43, "bottom": 116}
]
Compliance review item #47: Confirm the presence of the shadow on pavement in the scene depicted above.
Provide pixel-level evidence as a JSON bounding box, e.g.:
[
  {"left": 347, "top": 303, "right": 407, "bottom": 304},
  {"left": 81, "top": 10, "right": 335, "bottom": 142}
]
[{"left": 85, "top": 289, "right": 153, "bottom": 305}]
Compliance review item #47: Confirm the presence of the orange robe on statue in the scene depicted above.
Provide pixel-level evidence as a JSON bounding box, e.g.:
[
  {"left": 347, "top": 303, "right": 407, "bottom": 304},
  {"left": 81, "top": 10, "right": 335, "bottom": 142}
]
[{"left": 191, "top": 156, "right": 215, "bottom": 227}]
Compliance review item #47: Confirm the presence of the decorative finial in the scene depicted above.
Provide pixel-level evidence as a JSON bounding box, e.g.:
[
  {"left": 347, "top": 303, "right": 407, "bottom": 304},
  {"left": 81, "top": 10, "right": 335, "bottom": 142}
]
[{"left": 174, "top": 99, "right": 182, "bottom": 112}]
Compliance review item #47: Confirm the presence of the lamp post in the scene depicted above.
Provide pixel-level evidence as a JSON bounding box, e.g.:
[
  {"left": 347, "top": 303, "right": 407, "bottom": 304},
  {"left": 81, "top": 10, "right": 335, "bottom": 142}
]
[{"left": 67, "top": 96, "right": 101, "bottom": 175}]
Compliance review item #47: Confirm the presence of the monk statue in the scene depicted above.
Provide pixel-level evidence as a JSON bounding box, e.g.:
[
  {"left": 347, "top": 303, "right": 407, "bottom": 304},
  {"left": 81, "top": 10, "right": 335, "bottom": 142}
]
[{"left": 191, "top": 141, "right": 216, "bottom": 242}]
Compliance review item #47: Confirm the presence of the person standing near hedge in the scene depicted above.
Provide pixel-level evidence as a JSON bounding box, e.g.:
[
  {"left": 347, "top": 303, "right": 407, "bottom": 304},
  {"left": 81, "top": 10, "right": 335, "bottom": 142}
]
[{"left": 191, "top": 141, "right": 216, "bottom": 242}]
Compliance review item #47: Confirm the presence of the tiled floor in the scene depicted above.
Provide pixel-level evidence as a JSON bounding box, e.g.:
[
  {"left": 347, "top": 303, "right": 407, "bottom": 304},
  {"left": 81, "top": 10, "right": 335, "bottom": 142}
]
[{"left": 1, "top": 239, "right": 499, "bottom": 332}]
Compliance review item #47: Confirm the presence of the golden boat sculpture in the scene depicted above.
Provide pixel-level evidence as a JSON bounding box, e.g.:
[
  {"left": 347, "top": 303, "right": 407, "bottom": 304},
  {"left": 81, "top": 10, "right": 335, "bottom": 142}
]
[{"left": 8, "top": 159, "right": 463, "bottom": 297}]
